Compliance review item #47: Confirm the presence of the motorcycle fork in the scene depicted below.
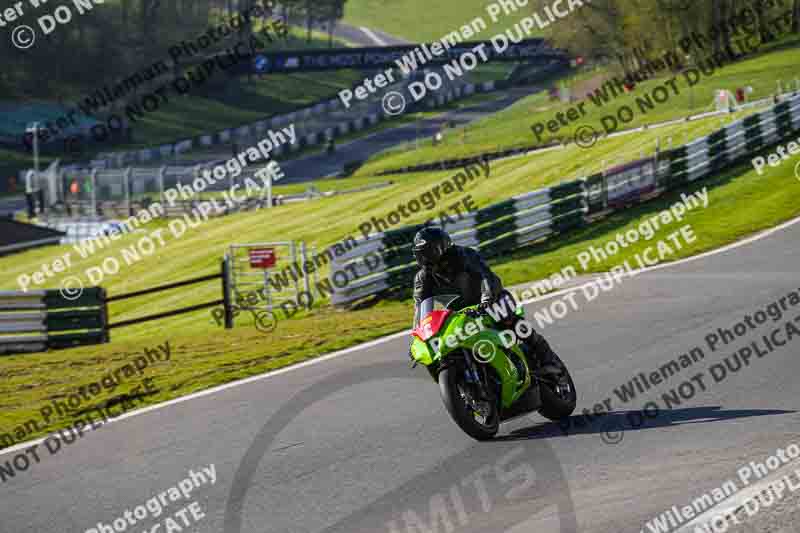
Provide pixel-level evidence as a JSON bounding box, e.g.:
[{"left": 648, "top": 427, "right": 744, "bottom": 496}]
[{"left": 462, "top": 350, "right": 491, "bottom": 401}]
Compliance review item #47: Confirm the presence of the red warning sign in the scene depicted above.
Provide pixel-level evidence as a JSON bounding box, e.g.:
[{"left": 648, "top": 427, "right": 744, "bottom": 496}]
[{"left": 249, "top": 248, "right": 277, "bottom": 269}]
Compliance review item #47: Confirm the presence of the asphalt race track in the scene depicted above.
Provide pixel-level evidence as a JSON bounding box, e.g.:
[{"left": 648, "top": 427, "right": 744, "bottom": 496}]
[
  {"left": 165, "top": 86, "right": 538, "bottom": 185},
  {"left": 329, "top": 22, "right": 409, "bottom": 47},
  {"left": 277, "top": 87, "right": 537, "bottom": 183},
  {"left": 1, "top": 219, "right": 799, "bottom": 533}
]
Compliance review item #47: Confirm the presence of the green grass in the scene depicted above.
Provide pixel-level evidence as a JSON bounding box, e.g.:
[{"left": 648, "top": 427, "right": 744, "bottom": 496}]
[
  {"left": 1, "top": 150, "right": 798, "bottom": 447},
  {"left": 370, "top": 108, "right": 762, "bottom": 180},
  {"left": 344, "top": 0, "right": 545, "bottom": 42},
  {"left": 185, "top": 94, "right": 505, "bottom": 167},
  {"left": 269, "top": 107, "right": 453, "bottom": 162},
  {"left": 189, "top": 92, "right": 511, "bottom": 168},
  {"left": 354, "top": 41, "right": 800, "bottom": 176},
  {"left": 1, "top": 42, "right": 799, "bottom": 448},
  {"left": 120, "top": 70, "right": 364, "bottom": 148},
  {"left": 195, "top": 174, "right": 396, "bottom": 198}
]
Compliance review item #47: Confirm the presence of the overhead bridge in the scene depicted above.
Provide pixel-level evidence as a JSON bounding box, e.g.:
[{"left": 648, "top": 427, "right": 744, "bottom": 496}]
[{"left": 202, "top": 38, "right": 569, "bottom": 76}]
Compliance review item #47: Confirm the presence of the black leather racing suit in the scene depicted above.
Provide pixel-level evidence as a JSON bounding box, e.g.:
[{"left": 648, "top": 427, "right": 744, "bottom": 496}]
[
  {"left": 412, "top": 245, "right": 502, "bottom": 324},
  {"left": 412, "top": 245, "right": 557, "bottom": 368}
]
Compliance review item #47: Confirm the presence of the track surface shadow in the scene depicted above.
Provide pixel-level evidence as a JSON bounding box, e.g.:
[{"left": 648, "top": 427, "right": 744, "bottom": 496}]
[{"left": 497, "top": 406, "right": 795, "bottom": 441}]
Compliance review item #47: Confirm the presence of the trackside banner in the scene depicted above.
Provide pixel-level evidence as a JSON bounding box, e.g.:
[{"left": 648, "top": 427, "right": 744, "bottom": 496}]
[{"left": 243, "top": 39, "right": 564, "bottom": 74}]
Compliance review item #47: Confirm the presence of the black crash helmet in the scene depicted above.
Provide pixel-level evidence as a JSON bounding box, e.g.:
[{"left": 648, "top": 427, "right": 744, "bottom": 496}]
[{"left": 412, "top": 227, "right": 453, "bottom": 268}]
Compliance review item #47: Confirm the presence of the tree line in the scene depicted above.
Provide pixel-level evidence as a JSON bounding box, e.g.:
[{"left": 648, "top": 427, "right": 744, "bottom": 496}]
[
  {"left": 543, "top": 0, "right": 800, "bottom": 75},
  {"left": 0, "top": 0, "right": 348, "bottom": 101}
]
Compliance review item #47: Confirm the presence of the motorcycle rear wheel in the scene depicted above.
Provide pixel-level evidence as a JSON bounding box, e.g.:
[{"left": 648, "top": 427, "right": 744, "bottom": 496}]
[
  {"left": 538, "top": 354, "right": 577, "bottom": 421},
  {"left": 439, "top": 364, "right": 499, "bottom": 441}
]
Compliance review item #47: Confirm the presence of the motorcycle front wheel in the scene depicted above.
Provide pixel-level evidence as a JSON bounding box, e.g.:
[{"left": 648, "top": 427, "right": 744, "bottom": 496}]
[{"left": 438, "top": 364, "right": 499, "bottom": 441}]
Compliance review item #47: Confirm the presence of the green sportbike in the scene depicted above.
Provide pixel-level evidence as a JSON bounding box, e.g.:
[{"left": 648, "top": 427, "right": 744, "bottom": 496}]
[{"left": 410, "top": 294, "right": 576, "bottom": 440}]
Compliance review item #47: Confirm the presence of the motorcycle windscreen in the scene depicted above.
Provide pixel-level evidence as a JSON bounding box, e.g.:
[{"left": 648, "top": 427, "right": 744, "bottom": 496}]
[{"left": 411, "top": 310, "right": 450, "bottom": 341}]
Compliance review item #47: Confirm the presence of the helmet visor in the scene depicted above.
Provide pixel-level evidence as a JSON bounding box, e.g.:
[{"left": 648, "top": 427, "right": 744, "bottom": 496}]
[{"left": 413, "top": 246, "right": 437, "bottom": 267}]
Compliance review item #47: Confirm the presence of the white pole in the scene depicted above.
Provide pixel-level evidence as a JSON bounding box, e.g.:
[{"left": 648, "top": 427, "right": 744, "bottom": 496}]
[
  {"left": 264, "top": 270, "right": 271, "bottom": 313},
  {"left": 32, "top": 123, "right": 40, "bottom": 175},
  {"left": 300, "top": 241, "right": 311, "bottom": 304},
  {"left": 159, "top": 166, "right": 166, "bottom": 205},
  {"left": 124, "top": 167, "right": 131, "bottom": 216},
  {"left": 45, "top": 162, "right": 58, "bottom": 213},
  {"left": 90, "top": 169, "right": 97, "bottom": 218},
  {"left": 311, "top": 246, "right": 319, "bottom": 295},
  {"left": 266, "top": 168, "right": 272, "bottom": 209}
]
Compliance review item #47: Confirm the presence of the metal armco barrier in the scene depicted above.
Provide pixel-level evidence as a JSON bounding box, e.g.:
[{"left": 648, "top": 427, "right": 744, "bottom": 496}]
[
  {"left": 329, "top": 92, "right": 800, "bottom": 306},
  {"left": 664, "top": 95, "right": 800, "bottom": 188},
  {"left": 0, "top": 288, "right": 109, "bottom": 355},
  {"left": 27, "top": 76, "right": 485, "bottom": 176},
  {"left": 0, "top": 262, "right": 234, "bottom": 355},
  {"left": 376, "top": 91, "right": 796, "bottom": 177}
]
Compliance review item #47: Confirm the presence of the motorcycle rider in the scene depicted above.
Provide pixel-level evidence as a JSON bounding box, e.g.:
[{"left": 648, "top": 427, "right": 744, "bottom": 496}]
[{"left": 411, "top": 226, "right": 561, "bottom": 375}]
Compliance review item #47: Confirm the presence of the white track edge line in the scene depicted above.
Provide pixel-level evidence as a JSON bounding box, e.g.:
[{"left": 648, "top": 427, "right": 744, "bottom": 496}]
[
  {"left": 359, "top": 26, "right": 386, "bottom": 46},
  {"left": 0, "top": 330, "right": 409, "bottom": 456},
  {"left": 672, "top": 457, "right": 800, "bottom": 533}
]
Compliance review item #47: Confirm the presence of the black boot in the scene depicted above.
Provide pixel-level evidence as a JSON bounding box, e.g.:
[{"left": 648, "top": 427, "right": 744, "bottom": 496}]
[{"left": 525, "top": 332, "right": 562, "bottom": 377}]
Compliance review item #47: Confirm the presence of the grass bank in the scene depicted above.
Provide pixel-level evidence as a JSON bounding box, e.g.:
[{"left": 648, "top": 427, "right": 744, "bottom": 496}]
[
  {"left": 344, "top": 0, "right": 545, "bottom": 42},
  {"left": 1, "top": 42, "right": 799, "bottom": 448},
  {"left": 354, "top": 41, "right": 800, "bottom": 176},
  {"left": 1, "top": 142, "right": 798, "bottom": 447}
]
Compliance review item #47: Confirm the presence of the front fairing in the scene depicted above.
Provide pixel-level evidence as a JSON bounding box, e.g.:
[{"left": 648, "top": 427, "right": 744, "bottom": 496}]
[
  {"left": 410, "top": 335, "right": 435, "bottom": 366},
  {"left": 410, "top": 308, "right": 531, "bottom": 409}
]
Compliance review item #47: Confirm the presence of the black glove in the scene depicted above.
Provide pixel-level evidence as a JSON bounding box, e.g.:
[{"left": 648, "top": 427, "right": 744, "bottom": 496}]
[{"left": 465, "top": 301, "right": 490, "bottom": 318}]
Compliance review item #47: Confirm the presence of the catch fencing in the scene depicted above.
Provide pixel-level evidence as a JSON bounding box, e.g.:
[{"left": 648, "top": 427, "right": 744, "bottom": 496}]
[{"left": 328, "top": 92, "right": 800, "bottom": 306}]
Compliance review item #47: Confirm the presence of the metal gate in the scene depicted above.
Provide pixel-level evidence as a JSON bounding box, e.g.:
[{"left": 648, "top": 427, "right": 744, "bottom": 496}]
[{"left": 225, "top": 242, "right": 314, "bottom": 326}]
